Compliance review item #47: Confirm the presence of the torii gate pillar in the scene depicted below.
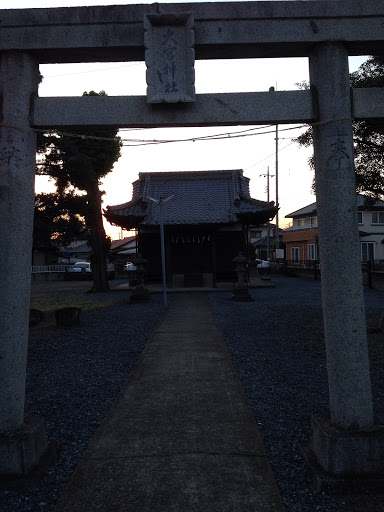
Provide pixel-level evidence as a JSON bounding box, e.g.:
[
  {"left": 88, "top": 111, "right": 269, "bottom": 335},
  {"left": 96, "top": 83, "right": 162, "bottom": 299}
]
[
  {"left": 298, "top": 42, "right": 384, "bottom": 491},
  {"left": 311, "top": 42, "right": 373, "bottom": 431},
  {"left": 0, "top": 52, "right": 51, "bottom": 477}
]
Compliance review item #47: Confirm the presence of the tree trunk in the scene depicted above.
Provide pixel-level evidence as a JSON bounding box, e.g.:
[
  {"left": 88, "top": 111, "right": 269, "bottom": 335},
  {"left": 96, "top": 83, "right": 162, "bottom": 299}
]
[{"left": 86, "top": 178, "right": 109, "bottom": 292}]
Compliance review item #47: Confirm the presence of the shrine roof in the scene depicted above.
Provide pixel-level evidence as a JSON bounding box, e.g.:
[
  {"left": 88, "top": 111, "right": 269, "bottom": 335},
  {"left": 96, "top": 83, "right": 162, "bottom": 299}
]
[{"left": 105, "top": 170, "right": 275, "bottom": 229}]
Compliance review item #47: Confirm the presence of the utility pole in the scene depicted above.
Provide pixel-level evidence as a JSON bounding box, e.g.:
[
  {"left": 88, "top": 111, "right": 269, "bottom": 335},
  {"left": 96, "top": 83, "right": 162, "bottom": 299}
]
[
  {"left": 260, "top": 166, "right": 274, "bottom": 260},
  {"left": 275, "top": 123, "right": 279, "bottom": 252}
]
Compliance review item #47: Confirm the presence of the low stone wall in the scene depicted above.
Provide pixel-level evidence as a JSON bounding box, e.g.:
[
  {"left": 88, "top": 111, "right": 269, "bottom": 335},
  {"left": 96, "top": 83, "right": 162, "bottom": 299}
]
[{"left": 31, "top": 271, "right": 93, "bottom": 281}]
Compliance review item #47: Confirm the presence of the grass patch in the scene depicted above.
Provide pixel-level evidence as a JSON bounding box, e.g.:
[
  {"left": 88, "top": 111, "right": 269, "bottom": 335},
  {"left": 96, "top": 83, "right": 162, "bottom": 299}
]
[{"left": 30, "top": 281, "right": 122, "bottom": 312}]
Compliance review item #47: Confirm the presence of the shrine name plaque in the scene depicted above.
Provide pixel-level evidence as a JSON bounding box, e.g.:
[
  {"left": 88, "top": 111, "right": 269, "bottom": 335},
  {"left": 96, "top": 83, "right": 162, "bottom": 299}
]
[{"left": 144, "top": 13, "right": 196, "bottom": 104}]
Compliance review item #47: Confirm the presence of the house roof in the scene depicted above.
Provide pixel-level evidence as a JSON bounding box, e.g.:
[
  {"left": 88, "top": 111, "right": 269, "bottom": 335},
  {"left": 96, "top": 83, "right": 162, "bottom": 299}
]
[
  {"left": 61, "top": 241, "right": 89, "bottom": 254},
  {"left": 356, "top": 194, "right": 384, "bottom": 209},
  {"left": 285, "top": 201, "right": 317, "bottom": 219},
  {"left": 110, "top": 236, "right": 136, "bottom": 252},
  {"left": 285, "top": 194, "right": 384, "bottom": 218},
  {"left": 253, "top": 235, "right": 279, "bottom": 247},
  {"left": 105, "top": 170, "right": 276, "bottom": 229},
  {"left": 250, "top": 223, "right": 284, "bottom": 232}
]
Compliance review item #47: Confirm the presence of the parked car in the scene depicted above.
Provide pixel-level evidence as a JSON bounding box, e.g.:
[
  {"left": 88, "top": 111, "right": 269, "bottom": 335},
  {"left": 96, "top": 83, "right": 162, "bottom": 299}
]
[
  {"left": 124, "top": 262, "right": 137, "bottom": 271},
  {"left": 68, "top": 262, "right": 91, "bottom": 273},
  {"left": 255, "top": 259, "right": 270, "bottom": 269}
]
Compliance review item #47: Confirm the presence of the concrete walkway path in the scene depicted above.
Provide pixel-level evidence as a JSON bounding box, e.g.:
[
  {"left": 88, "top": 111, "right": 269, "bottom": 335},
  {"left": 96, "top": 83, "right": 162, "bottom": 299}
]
[{"left": 54, "top": 293, "right": 285, "bottom": 512}]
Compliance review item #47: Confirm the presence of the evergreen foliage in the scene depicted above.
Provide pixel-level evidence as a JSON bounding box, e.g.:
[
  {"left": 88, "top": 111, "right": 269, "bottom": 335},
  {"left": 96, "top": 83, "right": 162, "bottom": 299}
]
[
  {"left": 34, "top": 192, "right": 87, "bottom": 249},
  {"left": 295, "top": 57, "right": 384, "bottom": 198},
  {"left": 36, "top": 90, "right": 122, "bottom": 291}
]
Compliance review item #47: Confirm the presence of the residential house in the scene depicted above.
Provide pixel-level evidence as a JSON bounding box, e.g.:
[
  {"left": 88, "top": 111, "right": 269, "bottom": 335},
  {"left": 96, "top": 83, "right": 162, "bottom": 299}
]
[
  {"left": 110, "top": 236, "right": 137, "bottom": 269},
  {"left": 32, "top": 244, "right": 59, "bottom": 266},
  {"left": 249, "top": 222, "right": 284, "bottom": 261},
  {"left": 105, "top": 170, "right": 276, "bottom": 286},
  {"left": 59, "top": 240, "right": 89, "bottom": 264},
  {"left": 283, "top": 194, "right": 384, "bottom": 266}
]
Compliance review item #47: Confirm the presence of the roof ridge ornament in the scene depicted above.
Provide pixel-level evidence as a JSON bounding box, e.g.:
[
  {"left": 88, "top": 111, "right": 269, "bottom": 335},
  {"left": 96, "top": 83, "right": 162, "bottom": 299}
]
[
  {"left": 142, "top": 174, "right": 151, "bottom": 204},
  {"left": 232, "top": 171, "right": 241, "bottom": 206}
]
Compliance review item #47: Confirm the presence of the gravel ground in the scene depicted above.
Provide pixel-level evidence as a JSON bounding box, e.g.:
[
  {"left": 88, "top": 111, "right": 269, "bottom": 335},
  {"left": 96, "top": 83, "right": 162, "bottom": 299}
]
[
  {"left": 1, "top": 276, "right": 383, "bottom": 511},
  {"left": 0, "top": 284, "right": 165, "bottom": 512},
  {"left": 210, "top": 276, "right": 384, "bottom": 512}
]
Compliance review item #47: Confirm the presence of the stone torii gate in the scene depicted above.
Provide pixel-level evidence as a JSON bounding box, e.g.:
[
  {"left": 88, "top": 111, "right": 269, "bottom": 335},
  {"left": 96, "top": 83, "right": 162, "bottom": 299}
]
[{"left": 1, "top": 0, "right": 384, "bottom": 488}]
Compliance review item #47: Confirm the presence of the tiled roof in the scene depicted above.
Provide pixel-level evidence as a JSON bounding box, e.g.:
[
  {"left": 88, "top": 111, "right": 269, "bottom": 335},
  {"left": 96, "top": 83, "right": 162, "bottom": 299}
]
[
  {"left": 285, "top": 194, "right": 384, "bottom": 218},
  {"left": 285, "top": 201, "right": 317, "bottom": 218},
  {"left": 110, "top": 236, "right": 136, "bottom": 251},
  {"left": 62, "top": 242, "right": 89, "bottom": 254},
  {"left": 356, "top": 194, "right": 384, "bottom": 208},
  {"left": 253, "top": 235, "right": 279, "bottom": 246},
  {"left": 105, "top": 170, "right": 275, "bottom": 228}
]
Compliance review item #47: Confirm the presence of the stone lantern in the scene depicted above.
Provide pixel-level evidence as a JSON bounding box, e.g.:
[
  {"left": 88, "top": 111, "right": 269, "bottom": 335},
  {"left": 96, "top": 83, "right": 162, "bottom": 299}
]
[
  {"left": 232, "top": 252, "right": 253, "bottom": 301},
  {"left": 129, "top": 253, "right": 151, "bottom": 303}
]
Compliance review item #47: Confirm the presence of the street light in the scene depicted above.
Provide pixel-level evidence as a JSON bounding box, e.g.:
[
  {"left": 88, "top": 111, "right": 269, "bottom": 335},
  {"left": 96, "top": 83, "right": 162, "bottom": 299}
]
[
  {"left": 148, "top": 194, "right": 174, "bottom": 306},
  {"left": 269, "top": 85, "right": 280, "bottom": 257}
]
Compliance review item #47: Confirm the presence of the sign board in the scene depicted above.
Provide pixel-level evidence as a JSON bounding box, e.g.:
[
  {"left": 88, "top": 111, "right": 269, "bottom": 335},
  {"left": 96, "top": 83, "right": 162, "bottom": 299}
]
[{"left": 144, "top": 13, "right": 196, "bottom": 104}]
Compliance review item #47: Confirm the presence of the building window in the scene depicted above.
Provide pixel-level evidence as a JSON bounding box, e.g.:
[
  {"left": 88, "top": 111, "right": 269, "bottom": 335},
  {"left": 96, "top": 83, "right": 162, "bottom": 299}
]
[
  {"left": 250, "top": 230, "right": 261, "bottom": 239},
  {"left": 308, "top": 243, "right": 317, "bottom": 260},
  {"left": 296, "top": 219, "right": 302, "bottom": 227},
  {"left": 361, "top": 242, "right": 375, "bottom": 261},
  {"left": 309, "top": 217, "right": 317, "bottom": 227},
  {"left": 358, "top": 211, "right": 363, "bottom": 224},
  {"left": 372, "top": 211, "right": 384, "bottom": 224},
  {"left": 291, "top": 247, "right": 300, "bottom": 263}
]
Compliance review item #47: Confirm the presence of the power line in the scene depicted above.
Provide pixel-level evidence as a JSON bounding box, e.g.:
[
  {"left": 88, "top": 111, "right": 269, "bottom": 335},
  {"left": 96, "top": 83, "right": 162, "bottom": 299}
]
[
  {"left": 244, "top": 140, "right": 295, "bottom": 171},
  {"left": 0, "top": 117, "right": 350, "bottom": 146},
  {"left": 119, "top": 125, "right": 305, "bottom": 147},
  {"left": 40, "top": 62, "right": 143, "bottom": 80}
]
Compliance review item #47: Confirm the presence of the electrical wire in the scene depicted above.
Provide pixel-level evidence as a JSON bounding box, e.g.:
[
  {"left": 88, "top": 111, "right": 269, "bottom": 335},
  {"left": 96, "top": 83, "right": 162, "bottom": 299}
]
[
  {"left": 0, "top": 117, "right": 352, "bottom": 145},
  {"left": 244, "top": 140, "right": 295, "bottom": 172},
  {"left": 40, "top": 62, "right": 143, "bottom": 80}
]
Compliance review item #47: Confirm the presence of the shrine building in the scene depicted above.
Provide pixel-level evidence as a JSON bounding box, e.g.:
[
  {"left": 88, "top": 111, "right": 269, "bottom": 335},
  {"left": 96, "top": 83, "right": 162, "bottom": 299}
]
[{"left": 105, "top": 169, "right": 276, "bottom": 287}]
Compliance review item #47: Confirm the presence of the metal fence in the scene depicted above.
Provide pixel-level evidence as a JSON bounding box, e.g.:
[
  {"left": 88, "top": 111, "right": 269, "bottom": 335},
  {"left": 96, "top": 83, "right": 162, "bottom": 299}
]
[
  {"left": 285, "top": 260, "right": 320, "bottom": 269},
  {"left": 31, "top": 265, "right": 69, "bottom": 273},
  {"left": 285, "top": 259, "right": 384, "bottom": 290},
  {"left": 287, "top": 259, "right": 384, "bottom": 271}
]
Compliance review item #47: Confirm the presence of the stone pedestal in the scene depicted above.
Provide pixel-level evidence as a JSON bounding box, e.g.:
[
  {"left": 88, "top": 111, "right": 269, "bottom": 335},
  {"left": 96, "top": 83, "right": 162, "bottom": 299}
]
[
  {"left": 55, "top": 307, "right": 81, "bottom": 327},
  {"left": 0, "top": 417, "right": 52, "bottom": 479},
  {"left": 232, "top": 288, "right": 253, "bottom": 301},
  {"left": 130, "top": 284, "right": 151, "bottom": 303},
  {"left": 298, "top": 415, "right": 384, "bottom": 493}
]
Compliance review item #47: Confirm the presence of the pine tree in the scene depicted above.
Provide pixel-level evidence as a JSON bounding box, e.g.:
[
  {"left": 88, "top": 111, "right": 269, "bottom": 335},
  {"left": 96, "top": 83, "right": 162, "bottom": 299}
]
[{"left": 37, "top": 91, "right": 122, "bottom": 291}]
